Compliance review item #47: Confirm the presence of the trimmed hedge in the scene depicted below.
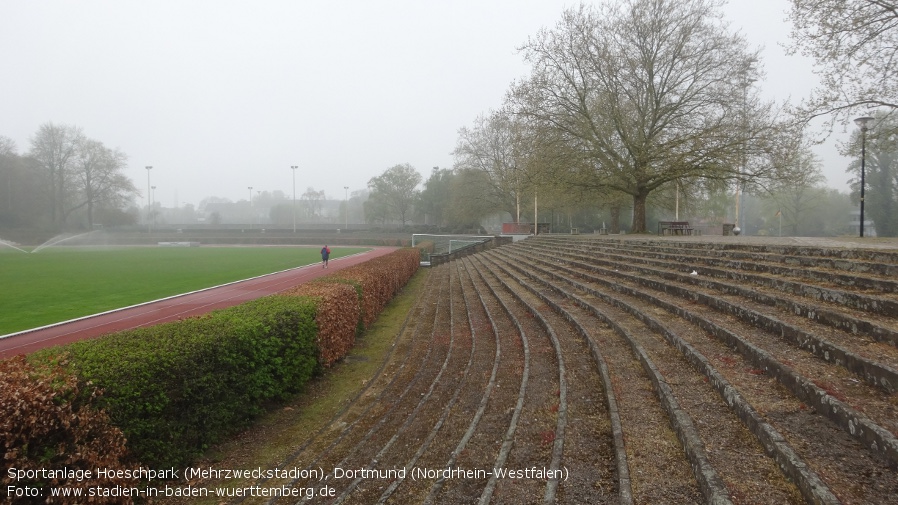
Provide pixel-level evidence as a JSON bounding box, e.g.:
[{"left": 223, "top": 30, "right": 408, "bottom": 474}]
[
  {"left": 332, "top": 248, "right": 420, "bottom": 328},
  {"left": 281, "top": 279, "right": 361, "bottom": 367},
  {"left": 0, "top": 356, "right": 133, "bottom": 503},
  {"left": 34, "top": 296, "right": 319, "bottom": 468},
  {"left": 415, "top": 240, "right": 435, "bottom": 261},
  {"left": 6, "top": 247, "right": 420, "bottom": 471}
]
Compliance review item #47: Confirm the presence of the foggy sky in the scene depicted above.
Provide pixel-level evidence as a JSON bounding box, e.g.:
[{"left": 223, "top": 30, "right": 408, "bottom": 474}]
[{"left": 1, "top": 0, "right": 845, "bottom": 210}]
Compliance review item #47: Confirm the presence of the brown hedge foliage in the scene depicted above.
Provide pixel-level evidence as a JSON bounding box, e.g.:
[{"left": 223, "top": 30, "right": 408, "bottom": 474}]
[
  {"left": 332, "top": 248, "right": 419, "bottom": 328},
  {"left": 0, "top": 248, "right": 419, "bottom": 490},
  {"left": 416, "top": 240, "right": 435, "bottom": 253},
  {"left": 1, "top": 355, "right": 133, "bottom": 504},
  {"left": 280, "top": 281, "right": 360, "bottom": 367},
  {"left": 24, "top": 298, "right": 319, "bottom": 470}
]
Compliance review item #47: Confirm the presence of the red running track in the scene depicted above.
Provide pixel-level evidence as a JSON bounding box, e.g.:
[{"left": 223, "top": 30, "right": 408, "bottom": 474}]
[{"left": 0, "top": 247, "right": 399, "bottom": 360}]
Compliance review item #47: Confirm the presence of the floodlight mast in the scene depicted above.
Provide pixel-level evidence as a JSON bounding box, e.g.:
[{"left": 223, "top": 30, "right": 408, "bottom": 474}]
[
  {"left": 151, "top": 186, "right": 157, "bottom": 226},
  {"left": 145, "top": 166, "right": 152, "bottom": 233},
  {"left": 344, "top": 186, "right": 349, "bottom": 230},
  {"left": 291, "top": 166, "right": 298, "bottom": 233}
]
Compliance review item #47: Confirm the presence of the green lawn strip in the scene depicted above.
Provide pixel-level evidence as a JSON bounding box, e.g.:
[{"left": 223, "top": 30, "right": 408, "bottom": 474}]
[
  {"left": 0, "top": 246, "right": 367, "bottom": 335},
  {"left": 166, "top": 268, "right": 429, "bottom": 503}
]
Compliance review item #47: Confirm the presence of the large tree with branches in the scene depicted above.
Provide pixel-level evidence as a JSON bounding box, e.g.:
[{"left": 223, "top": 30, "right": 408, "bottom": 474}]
[
  {"left": 367, "top": 164, "right": 422, "bottom": 226},
  {"left": 787, "top": 0, "right": 898, "bottom": 133},
  {"left": 453, "top": 109, "right": 538, "bottom": 223},
  {"left": 28, "top": 122, "right": 83, "bottom": 226},
  {"left": 71, "top": 139, "right": 135, "bottom": 229},
  {"left": 512, "top": 0, "right": 787, "bottom": 233}
]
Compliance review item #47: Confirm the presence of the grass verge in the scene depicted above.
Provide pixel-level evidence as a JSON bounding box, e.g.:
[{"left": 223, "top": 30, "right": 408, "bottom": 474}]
[{"left": 156, "top": 267, "right": 430, "bottom": 504}]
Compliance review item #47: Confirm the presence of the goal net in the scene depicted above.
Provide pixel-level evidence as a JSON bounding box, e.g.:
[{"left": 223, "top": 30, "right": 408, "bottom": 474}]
[{"left": 411, "top": 234, "right": 493, "bottom": 255}]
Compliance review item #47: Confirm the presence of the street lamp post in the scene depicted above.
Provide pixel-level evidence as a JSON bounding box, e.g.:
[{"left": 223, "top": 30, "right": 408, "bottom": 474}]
[
  {"left": 248, "top": 186, "right": 253, "bottom": 229},
  {"left": 675, "top": 180, "right": 679, "bottom": 220},
  {"left": 145, "top": 166, "right": 152, "bottom": 233},
  {"left": 151, "top": 186, "right": 156, "bottom": 226},
  {"left": 429, "top": 167, "right": 438, "bottom": 226},
  {"left": 734, "top": 70, "right": 756, "bottom": 236},
  {"left": 344, "top": 186, "right": 349, "bottom": 230},
  {"left": 291, "top": 166, "right": 298, "bottom": 233},
  {"left": 534, "top": 191, "right": 538, "bottom": 236},
  {"left": 854, "top": 116, "right": 874, "bottom": 237}
]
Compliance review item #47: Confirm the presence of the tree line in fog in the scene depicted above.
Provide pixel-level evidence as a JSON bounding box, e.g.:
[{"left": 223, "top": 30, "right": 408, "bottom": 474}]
[
  {"left": 4, "top": 0, "right": 898, "bottom": 237},
  {"left": 1, "top": 123, "right": 136, "bottom": 231}
]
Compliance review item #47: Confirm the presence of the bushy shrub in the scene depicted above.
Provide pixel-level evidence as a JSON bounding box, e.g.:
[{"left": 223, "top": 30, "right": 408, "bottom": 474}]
[
  {"left": 415, "top": 240, "right": 435, "bottom": 260},
  {"left": 281, "top": 280, "right": 361, "bottom": 367},
  {"left": 1, "top": 356, "right": 133, "bottom": 503},
  {"left": 332, "top": 248, "right": 419, "bottom": 328},
  {"left": 5, "top": 247, "right": 420, "bottom": 472},
  {"left": 35, "top": 296, "right": 319, "bottom": 468}
]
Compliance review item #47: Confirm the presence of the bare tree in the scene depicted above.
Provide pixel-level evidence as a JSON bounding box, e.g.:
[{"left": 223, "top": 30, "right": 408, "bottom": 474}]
[
  {"left": 299, "top": 187, "right": 326, "bottom": 221},
  {"left": 0, "top": 147, "right": 46, "bottom": 227},
  {"left": 513, "top": 0, "right": 785, "bottom": 233},
  {"left": 0, "top": 137, "right": 19, "bottom": 222},
  {"left": 447, "top": 168, "right": 497, "bottom": 230},
  {"left": 766, "top": 144, "right": 827, "bottom": 235},
  {"left": 71, "top": 139, "right": 136, "bottom": 229},
  {"left": 28, "top": 122, "right": 83, "bottom": 226},
  {"left": 418, "top": 168, "right": 452, "bottom": 229},
  {"left": 363, "top": 191, "right": 390, "bottom": 225},
  {"left": 0, "top": 136, "right": 15, "bottom": 156},
  {"left": 786, "top": 0, "right": 898, "bottom": 133},
  {"left": 454, "top": 110, "right": 535, "bottom": 222},
  {"left": 367, "top": 164, "right": 422, "bottom": 226}
]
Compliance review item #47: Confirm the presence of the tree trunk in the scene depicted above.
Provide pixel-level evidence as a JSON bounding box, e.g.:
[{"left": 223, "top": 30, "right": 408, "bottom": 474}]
[
  {"left": 632, "top": 191, "right": 649, "bottom": 233},
  {"left": 610, "top": 206, "right": 621, "bottom": 234}
]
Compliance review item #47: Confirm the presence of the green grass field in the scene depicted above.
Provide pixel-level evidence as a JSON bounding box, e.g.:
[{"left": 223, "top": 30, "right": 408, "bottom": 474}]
[{"left": 0, "top": 246, "right": 368, "bottom": 335}]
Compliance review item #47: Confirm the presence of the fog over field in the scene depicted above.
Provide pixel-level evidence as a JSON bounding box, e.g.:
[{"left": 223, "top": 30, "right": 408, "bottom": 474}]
[{"left": 1, "top": 0, "right": 844, "bottom": 209}]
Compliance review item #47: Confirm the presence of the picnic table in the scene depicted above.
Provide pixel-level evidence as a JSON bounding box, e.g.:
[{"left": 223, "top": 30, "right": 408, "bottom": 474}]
[{"left": 658, "top": 221, "right": 695, "bottom": 235}]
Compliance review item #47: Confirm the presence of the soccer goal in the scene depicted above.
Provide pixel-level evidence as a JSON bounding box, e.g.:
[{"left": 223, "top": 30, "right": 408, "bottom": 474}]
[{"left": 411, "top": 234, "right": 493, "bottom": 255}]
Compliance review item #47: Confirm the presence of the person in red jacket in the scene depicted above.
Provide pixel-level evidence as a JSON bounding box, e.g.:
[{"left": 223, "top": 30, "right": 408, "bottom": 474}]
[{"left": 321, "top": 245, "right": 331, "bottom": 268}]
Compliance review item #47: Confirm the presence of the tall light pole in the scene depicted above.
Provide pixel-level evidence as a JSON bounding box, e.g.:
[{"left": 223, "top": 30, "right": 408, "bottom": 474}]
[
  {"left": 344, "top": 186, "right": 349, "bottom": 230},
  {"left": 151, "top": 186, "right": 157, "bottom": 226},
  {"left": 675, "top": 180, "right": 679, "bottom": 220},
  {"left": 734, "top": 68, "right": 756, "bottom": 236},
  {"left": 855, "top": 116, "right": 874, "bottom": 237},
  {"left": 429, "top": 166, "right": 438, "bottom": 226},
  {"left": 248, "top": 186, "right": 253, "bottom": 229},
  {"left": 145, "top": 166, "right": 152, "bottom": 233},
  {"left": 291, "top": 166, "right": 298, "bottom": 232},
  {"left": 534, "top": 190, "right": 538, "bottom": 236}
]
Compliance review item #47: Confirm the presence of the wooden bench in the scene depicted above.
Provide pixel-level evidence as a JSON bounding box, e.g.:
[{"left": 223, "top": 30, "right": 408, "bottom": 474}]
[{"left": 658, "top": 221, "right": 695, "bottom": 236}]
